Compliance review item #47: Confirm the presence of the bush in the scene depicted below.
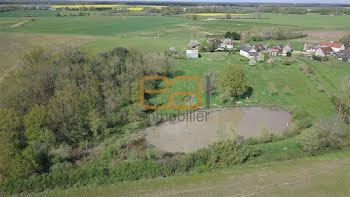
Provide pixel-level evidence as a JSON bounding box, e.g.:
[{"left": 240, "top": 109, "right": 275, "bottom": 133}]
[
  {"left": 51, "top": 143, "right": 72, "bottom": 163},
  {"left": 112, "top": 160, "right": 164, "bottom": 181},
  {"left": 312, "top": 55, "right": 322, "bottom": 61},
  {"left": 282, "top": 58, "right": 292, "bottom": 65},
  {"left": 190, "top": 139, "right": 260, "bottom": 170},
  {"left": 291, "top": 108, "right": 313, "bottom": 134},
  {"left": 298, "top": 128, "right": 322, "bottom": 155},
  {"left": 298, "top": 115, "right": 349, "bottom": 155},
  {"left": 245, "top": 137, "right": 260, "bottom": 145}
]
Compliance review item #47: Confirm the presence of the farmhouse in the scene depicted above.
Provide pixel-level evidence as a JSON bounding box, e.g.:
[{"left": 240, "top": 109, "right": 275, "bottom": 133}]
[
  {"left": 221, "top": 39, "right": 235, "bottom": 49},
  {"left": 254, "top": 44, "right": 266, "bottom": 52},
  {"left": 282, "top": 44, "right": 292, "bottom": 55},
  {"left": 268, "top": 46, "right": 282, "bottom": 56},
  {"left": 319, "top": 41, "right": 345, "bottom": 52},
  {"left": 336, "top": 50, "right": 350, "bottom": 62},
  {"left": 186, "top": 50, "right": 199, "bottom": 59},
  {"left": 315, "top": 47, "right": 333, "bottom": 57},
  {"left": 303, "top": 44, "right": 320, "bottom": 53},
  {"left": 240, "top": 45, "right": 258, "bottom": 59}
]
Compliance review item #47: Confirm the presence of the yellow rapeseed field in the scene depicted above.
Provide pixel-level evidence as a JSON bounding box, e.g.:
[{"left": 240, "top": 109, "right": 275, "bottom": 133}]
[{"left": 128, "top": 8, "right": 144, "bottom": 11}]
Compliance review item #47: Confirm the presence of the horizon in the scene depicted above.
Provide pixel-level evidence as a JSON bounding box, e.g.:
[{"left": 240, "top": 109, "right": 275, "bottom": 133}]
[{"left": 73, "top": 0, "right": 350, "bottom": 5}]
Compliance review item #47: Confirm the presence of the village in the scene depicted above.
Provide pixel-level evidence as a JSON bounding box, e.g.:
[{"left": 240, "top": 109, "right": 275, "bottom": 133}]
[{"left": 186, "top": 38, "right": 350, "bottom": 63}]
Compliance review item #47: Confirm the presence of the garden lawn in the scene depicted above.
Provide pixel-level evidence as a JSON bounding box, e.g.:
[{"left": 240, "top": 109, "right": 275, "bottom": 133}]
[{"left": 149, "top": 53, "right": 334, "bottom": 118}]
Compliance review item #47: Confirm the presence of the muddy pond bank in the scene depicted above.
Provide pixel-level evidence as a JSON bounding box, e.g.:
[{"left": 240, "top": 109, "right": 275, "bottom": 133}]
[{"left": 145, "top": 106, "right": 292, "bottom": 153}]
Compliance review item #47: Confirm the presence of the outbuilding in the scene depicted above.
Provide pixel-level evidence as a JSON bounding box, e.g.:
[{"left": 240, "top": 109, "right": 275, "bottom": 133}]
[{"left": 186, "top": 50, "right": 199, "bottom": 59}]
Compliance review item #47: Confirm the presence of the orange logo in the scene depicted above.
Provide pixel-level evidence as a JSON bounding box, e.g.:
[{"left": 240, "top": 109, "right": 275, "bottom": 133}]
[{"left": 140, "top": 76, "right": 202, "bottom": 109}]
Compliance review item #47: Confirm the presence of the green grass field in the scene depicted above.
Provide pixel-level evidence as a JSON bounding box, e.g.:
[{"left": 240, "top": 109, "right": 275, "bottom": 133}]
[
  {"left": 150, "top": 53, "right": 336, "bottom": 118},
  {"left": 81, "top": 37, "right": 187, "bottom": 54},
  {"left": 235, "top": 13, "right": 350, "bottom": 31},
  {"left": 0, "top": 16, "right": 190, "bottom": 36},
  {"left": 0, "top": 10, "right": 55, "bottom": 17},
  {"left": 29, "top": 150, "right": 350, "bottom": 197},
  {"left": 0, "top": 13, "right": 348, "bottom": 117}
]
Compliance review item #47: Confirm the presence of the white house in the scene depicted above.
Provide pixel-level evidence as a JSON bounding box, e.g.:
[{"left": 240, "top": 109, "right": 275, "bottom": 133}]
[
  {"left": 282, "top": 44, "right": 292, "bottom": 55},
  {"left": 319, "top": 41, "right": 345, "bottom": 52},
  {"left": 315, "top": 47, "right": 333, "bottom": 57},
  {"left": 186, "top": 50, "right": 199, "bottom": 59},
  {"left": 240, "top": 45, "right": 258, "bottom": 59}
]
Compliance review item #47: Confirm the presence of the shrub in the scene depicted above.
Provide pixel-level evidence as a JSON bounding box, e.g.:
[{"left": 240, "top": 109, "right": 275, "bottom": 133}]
[
  {"left": 298, "top": 115, "right": 349, "bottom": 155},
  {"left": 286, "top": 51, "right": 292, "bottom": 57},
  {"left": 282, "top": 58, "right": 292, "bottom": 65},
  {"left": 245, "top": 137, "right": 260, "bottom": 145},
  {"left": 291, "top": 108, "right": 312, "bottom": 134},
  {"left": 298, "top": 128, "right": 322, "bottom": 155},
  {"left": 51, "top": 143, "right": 72, "bottom": 163},
  {"left": 219, "top": 90, "right": 234, "bottom": 103},
  {"left": 112, "top": 160, "right": 164, "bottom": 181},
  {"left": 190, "top": 139, "right": 260, "bottom": 170},
  {"left": 312, "top": 55, "right": 322, "bottom": 61}
]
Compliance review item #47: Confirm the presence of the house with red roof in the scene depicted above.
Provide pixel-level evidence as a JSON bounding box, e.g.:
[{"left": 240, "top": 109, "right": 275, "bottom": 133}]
[
  {"left": 319, "top": 41, "right": 345, "bottom": 52},
  {"left": 315, "top": 47, "right": 333, "bottom": 57}
]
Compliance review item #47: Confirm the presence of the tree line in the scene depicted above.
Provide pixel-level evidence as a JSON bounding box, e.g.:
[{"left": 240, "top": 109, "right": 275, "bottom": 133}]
[{"left": 0, "top": 46, "right": 175, "bottom": 181}]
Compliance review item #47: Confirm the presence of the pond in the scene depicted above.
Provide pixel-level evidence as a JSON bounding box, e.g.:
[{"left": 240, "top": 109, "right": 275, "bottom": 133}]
[{"left": 145, "top": 106, "right": 292, "bottom": 153}]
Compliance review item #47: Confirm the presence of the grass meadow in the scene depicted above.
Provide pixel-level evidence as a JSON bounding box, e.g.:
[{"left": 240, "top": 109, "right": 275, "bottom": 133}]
[
  {"left": 236, "top": 13, "right": 350, "bottom": 31},
  {"left": 150, "top": 53, "right": 335, "bottom": 118},
  {"left": 0, "top": 16, "right": 190, "bottom": 36},
  {"left": 0, "top": 13, "right": 348, "bottom": 117}
]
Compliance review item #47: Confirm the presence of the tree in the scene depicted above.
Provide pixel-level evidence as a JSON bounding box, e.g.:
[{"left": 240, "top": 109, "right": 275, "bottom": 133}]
[
  {"left": 188, "top": 40, "right": 199, "bottom": 48},
  {"left": 0, "top": 131, "right": 16, "bottom": 179},
  {"left": 333, "top": 76, "right": 350, "bottom": 123},
  {"left": 0, "top": 109, "right": 22, "bottom": 144},
  {"left": 286, "top": 51, "right": 292, "bottom": 57},
  {"left": 111, "top": 47, "right": 129, "bottom": 74},
  {"left": 225, "top": 13, "right": 231, "bottom": 19},
  {"left": 225, "top": 31, "right": 241, "bottom": 40},
  {"left": 24, "top": 105, "right": 52, "bottom": 144},
  {"left": 218, "top": 64, "right": 248, "bottom": 98},
  {"left": 9, "top": 147, "right": 39, "bottom": 178}
]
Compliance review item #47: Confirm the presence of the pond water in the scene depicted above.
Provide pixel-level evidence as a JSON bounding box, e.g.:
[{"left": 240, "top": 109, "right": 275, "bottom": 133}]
[{"left": 145, "top": 106, "right": 292, "bottom": 153}]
